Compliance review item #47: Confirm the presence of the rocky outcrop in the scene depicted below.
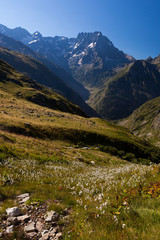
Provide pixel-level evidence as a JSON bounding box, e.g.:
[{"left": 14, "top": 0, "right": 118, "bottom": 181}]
[{"left": 0, "top": 193, "right": 69, "bottom": 239}]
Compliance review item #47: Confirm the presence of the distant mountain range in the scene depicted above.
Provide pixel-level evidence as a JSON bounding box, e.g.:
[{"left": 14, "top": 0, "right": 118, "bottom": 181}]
[
  {"left": 0, "top": 24, "right": 134, "bottom": 87},
  {"left": 1, "top": 24, "right": 160, "bottom": 120}
]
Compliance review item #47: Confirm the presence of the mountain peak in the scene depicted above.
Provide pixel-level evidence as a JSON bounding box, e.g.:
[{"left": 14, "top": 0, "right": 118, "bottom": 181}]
[{"left": 32, "top": 31, "right": 42, "bottom": 39}]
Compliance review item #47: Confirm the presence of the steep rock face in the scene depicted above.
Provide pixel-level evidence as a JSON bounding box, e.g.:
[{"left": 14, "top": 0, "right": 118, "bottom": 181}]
[
  {"left": 23, "top": 31, "right": 134, "bottom": 87},
  {"left": 90, "top": 60, "right": 160, "bottom": 120},
  {"left": 152, "top": 54, "right": 160, "bottom": 71}
]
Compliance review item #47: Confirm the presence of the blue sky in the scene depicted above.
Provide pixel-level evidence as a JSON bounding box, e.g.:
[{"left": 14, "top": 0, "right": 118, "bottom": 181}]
[{"left": 0, "top": 0, "right": 160, "bottom": 59}]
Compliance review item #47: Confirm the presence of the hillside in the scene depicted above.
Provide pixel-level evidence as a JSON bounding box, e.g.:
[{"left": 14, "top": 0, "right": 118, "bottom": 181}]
[
  {"left": 1, "top": 73, "right": 160, "bottom": 239},
  {"left": 89, "top": 60, "right": 160, "bottom": 120},
  {"left": 0, "top": 58, "right": 86, "bottom": 116},
  {"left": 120, "top": 96, "right": 160, "bottom": 146},
  {"left": 0, "top": 46, "right": 96, "bottom": 117}
]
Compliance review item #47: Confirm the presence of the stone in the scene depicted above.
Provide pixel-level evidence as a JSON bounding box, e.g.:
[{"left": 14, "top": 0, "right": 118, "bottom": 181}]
[
  {"left": 19, "top": 197, "right": 30, "bottom": 204},
  {"left": 26, "top": 232, "right": 37, "bottom": 238},
  {"left": 6, "top": 207, "right": 21, "bottom": 217},
  {"left": 7, "top": 217, "right": 18, "bottom": 226},
  {"left": 55, "top": 232, "right": 63, "bottom": 240},
  {"left": 36, "top": 221, "right": 44, "bottom": 232},
  {"left": 6, "top": 225, "right": 14, "bottom": 234},
  {"left": 17, "top": 193, "right": 30, "bottom": 204},
  {"left": 49, "top": 231, "right": 56, "bottom": 238},
  {"left": 0, "top": 232, "right": 2, "bottom": 237},
  {"left": 24, "top": 221, "right": 36, "bottom": 233},
  {"left": 17, "top": 214, "right": 30, "bottom": 223},
  {"left": 42, "top": 230, "right": 49, "bottom": 236},
  {"left": 42, "top": 232, "right": 50, "bottom": 240},
  {"left": 17, "top": 193, "right": 30, "bottom": 200},
  {"left": 45, "top": 211, "right": 59, "bottom": 223}
]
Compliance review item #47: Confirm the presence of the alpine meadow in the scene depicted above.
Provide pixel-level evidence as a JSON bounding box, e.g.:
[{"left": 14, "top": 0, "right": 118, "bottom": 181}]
[{"left": 1, "top": 1, "right": 160, "bottom": 239}]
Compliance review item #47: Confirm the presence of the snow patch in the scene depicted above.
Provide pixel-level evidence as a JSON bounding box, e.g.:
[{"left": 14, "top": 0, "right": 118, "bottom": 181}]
[
  {"left": 78, "top": 58, "right": 83, "bottom": 65},
  {"left": 73, "top": 51, "right": 85, "bottom": 58},
  {"left": 74, "top": 43, "right": 79, "bottom": 49},
  {"left": 29, "top": 40, "right": 38, "bottom": 44},
  {"left": 88, "top": 42, "right": 96, "bottom": 48}
]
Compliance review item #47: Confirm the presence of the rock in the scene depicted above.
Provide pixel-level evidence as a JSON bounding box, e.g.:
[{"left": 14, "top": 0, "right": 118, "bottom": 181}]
[
  {"left": 0, "top": 232, "right": 2, "bottom": 237},
  {"left": 17, "top": 193, "right": 30, "bottom": 204},
  {"left": 49, "top": 231, "right": 56, "bottom": 238},
  {"left": 36, "top": 221, "right": 44, "bottom": 232},
  {"left": 7, "top": 217, "right": 18, "bottom": 226},
  {"left": 26, "top": 232, "right": 37, "bottom": 238},
  {"left": 45, "top": 211, "right": 59, "bottom": 223},
  {"left": 24, "top": 221, "right": 36, "bottom": 233},
  {"left": 55, "top": 232, "right": 63, "bottom": 240},
  {"left": 42, "top": 230, "right": 49, "bottom": 236},
  {"left": 6, "top": 207, "right": 21, "bottom": 217},
  {"left": 17, "top": 214, "right": 30, "bottom": 223},
  {"left": 41, "top": 232, "right": 50, "bottom": 240},
  {"left": 17, "top": 193, "right": 30, "bottom": 199},
  {"left": 20, "top": 197, "right": 30, "bottom": 204},
  {"left": 6, "top": 225, "right": 14, "bottom": 234}
]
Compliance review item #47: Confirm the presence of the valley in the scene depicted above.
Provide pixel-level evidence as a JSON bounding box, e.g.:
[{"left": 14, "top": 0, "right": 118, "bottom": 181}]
[{"left": 1, "top": 23, "right": 160, "bottom": 240}]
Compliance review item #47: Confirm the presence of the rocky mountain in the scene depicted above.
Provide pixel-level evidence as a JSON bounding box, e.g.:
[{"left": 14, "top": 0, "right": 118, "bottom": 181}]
[
  {"left": 0, "top": 46, "right": 97, "bottom": 117},
  {"left": 0, "top": 58, "right": 86, "bottom": 116},
  {"left": 0, "top": 24, "right": 134, "bottom": 88},
  {"left": 152, "top": 54, "right": 160, "bottom": 71},
  {"left": 0, "top": 30, "right": 89, "bottom": 100},
  {"left": 0, "top": 24, "right": 31, "bottom": 41},
  {"left": 120, "top": 96, "right": 160, "bottom": 146},
  {"left": 89, "top": 60, "right": 160, "bottom": 120},
  {"left": 24, "top": 31, "right": 134, "bottom": 87}
]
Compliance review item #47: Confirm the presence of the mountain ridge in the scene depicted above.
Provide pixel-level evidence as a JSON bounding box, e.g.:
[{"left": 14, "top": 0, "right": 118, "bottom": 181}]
[{"left": 89, "top": 60, "right": 160, "bottom": 120}]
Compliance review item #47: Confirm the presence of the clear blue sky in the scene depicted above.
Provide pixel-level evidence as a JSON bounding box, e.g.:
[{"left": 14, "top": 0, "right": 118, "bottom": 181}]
[{"left": 0, "top": 0, "right": 160, "bottom": 59}]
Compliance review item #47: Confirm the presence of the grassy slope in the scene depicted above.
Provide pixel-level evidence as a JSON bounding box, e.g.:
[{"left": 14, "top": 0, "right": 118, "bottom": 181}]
[
  {"left": 120, "top": 96, "right": 160, "bottom": 147},
  {"left": 1, "top": 90, "right": 160, "bottom": 239},
  {"left": 0, "top": 58, "right": 86, "bottom": 117}
]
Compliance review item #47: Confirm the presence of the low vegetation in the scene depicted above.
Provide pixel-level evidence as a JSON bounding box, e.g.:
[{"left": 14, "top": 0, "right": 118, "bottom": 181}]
[
  {"left": 1, "top": 68, "right": 160, "bottom": 239},
  {"left": 120, "top": 96, "right": 160, "bottom": 147}
]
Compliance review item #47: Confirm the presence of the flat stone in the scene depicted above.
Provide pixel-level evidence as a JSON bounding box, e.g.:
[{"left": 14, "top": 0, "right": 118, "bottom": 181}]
[
  {"left": 17, "top": 214, "right": 30, "bottom": 223},
  {"left": 45, "top": 211, "right": 59, "bottom": 223},
  {"left": 19, "top": 197, "right": 30, "bottom": 204},
  {"left": 36, "top": 221, "right": 44, "bottom": 232},
  {"left": 6, "top": 225, "right": 14, "bottom": 234},
  {"left": 26, "top": 232, "right": 37, "bottom": 238},
  {"left": 24, "top": 221, "right": 36, "bottom": 233},
  {"left": 6, "top": 207, "right": 21, "bottom": 217},
  {"left": 7, "top": 217, "right": 18, "bottom": 226},
  {"left": 17, "top": 193, "right": 30, "bottom": 200}
]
